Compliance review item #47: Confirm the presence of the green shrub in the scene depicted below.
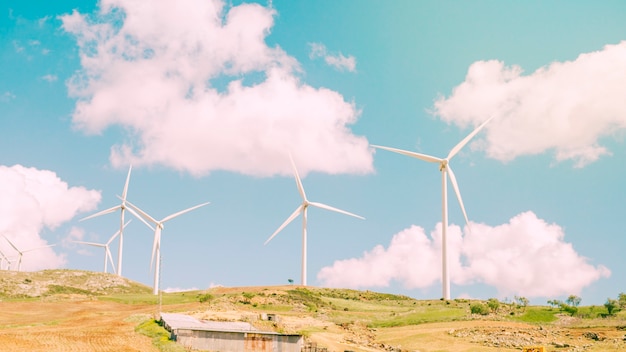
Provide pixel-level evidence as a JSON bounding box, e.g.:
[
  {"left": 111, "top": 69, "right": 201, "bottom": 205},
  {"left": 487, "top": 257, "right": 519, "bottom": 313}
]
[
  {"left": 197, "top": 293, "right": 214, "bottom": 303},
  {"left": 470, "top": 303, "right": 490, "bottom": 315}
]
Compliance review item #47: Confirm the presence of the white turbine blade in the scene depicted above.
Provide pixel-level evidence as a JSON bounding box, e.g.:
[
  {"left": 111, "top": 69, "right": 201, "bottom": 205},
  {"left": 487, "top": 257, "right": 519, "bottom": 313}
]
[
  {"left": 2, "top": 235, "right": 21, "bottom": 255},
  {"left": 80, "top": 205, "right": 121, "bottom": 222},
  {"left": 124, "top": 206, "right": 155, "bottom": 231},
  {"left": 23, "top": 244, "right": 57, "bottom": 253},
  {"left": 107, "top": 220, "right": 131, "bottom": 245},
  {"left": 446, "top": 166, "right": 470, "bottom": 228},
  {"left": 264, "top": 205, "right": 303, "bottom": 245},
  {"left": 308, "top": 201, "right": 365, "bottom": 220},
  {"left": 122, "top": 197, "right": 158, "bottom": 225},
  {"left": 73, "top": 241, "right": 105, "bottom": 248},
  {"left": 161, "top": 202, "right": 210, "bottom": 223},
  {"left": 289, "top": 154, "right": 307, "bottom": 201},
  {"left": 150, "top": 227, "right": 162, "bottom": 270},
  {"left": 121, "top": 165, "right": 132, "bottom": 200},
  {"left": 105, "top": 247, "right": 116, "bottom": 273},
  {"left": 372, "top": 145, "right": 441, "bottom": 164},
  {"left": 447, "top": 114, "right": 495, "bottom": 160}
]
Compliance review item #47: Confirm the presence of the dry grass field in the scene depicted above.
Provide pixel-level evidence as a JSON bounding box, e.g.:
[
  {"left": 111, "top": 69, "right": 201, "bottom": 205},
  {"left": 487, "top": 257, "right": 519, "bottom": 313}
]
[{"left": 0, "top": 270, "right": 625, "bottom": 352}]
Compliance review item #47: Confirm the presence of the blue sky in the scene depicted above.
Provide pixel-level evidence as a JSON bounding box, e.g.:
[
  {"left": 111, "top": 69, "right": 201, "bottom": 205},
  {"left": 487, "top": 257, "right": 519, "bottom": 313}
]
[{"left": 1, "top": 0, "right": 625, "bottom": 305}]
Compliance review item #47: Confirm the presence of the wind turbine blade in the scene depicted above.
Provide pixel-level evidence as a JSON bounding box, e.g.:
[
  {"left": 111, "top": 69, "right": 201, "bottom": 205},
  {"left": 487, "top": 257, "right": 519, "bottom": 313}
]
[
  {"left": 447, "top": 114, "right": 495, "bottom": 160},
  {"left": 121, "top": 165, "right": 132, "bottom": 200},
  {"left": 23, "top": 244, "right": 57, "bottom": 253},
  {"left": 308, "top": 201, "right": 365, "bottom": 220},
  {"left": 289, "top": 154, "right": 307, "bottom": 201},
  {"left": 264, "top": 205, "right": 303, "bottom": 245},
  {"left": 2, "top": 235, "right": 21, "bottom": 254},
  {"left": 73, "top": 241, "right": 105, "bottom": 247},
  {"left": 107, "top": 220, "right": 131, "bottom": 245},
  {"left": 106, "top": 247, "right": 116, "bottom": 273},
  {"left": 122, "top": 198, "right": 158, "bottom": 225},
  {"left": 447, "top": 166, "right": 470, "bottom": 228},
  {"left": 79, "top": 205, "right": 121, "bottom": 222},
  {"left": 161, "top": 202, "right": 210, "bottom": 223},
  {"left": 124, "top": 206, "right": 154, "bottom": 231},
  {"left": 372, "top": 145, "right": 441, "bottom": 164}
]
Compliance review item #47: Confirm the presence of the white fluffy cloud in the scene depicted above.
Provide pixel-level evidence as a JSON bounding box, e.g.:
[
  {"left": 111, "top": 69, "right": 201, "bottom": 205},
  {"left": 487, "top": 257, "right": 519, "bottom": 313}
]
[
  {"left": 433, "top": 41, "right": 626, "bottom": 167},
  {"left": 0, "top": 165, "right": 101, "bottom": 271},
  {"left": 60, "top": 0, "right": 372, "bottom": 177},
  {"left": 309, "top": 43, "right": 357, "bottom": 72},
  {"left": 318, "top": 211, "right": 610, "bottom": 298}
]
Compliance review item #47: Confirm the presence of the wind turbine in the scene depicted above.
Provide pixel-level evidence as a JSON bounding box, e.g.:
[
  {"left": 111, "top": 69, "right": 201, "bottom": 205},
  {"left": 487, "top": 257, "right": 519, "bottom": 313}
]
[
  {"left": 73, "top": 221, "right": 131, "bottom": 273},
  {"left": 80, "top": 165, "right": 152, "bottom": 276},
  {"left": 124, "top": 199, "right": 210, "bottom": 295},
  {"left": 371, "top": 115, "right": 494, "bottom": 300},
  {"left": 2, "top": 235, "right": 57, "bottom": 272},
  {"left": 264, "top": 156, "right": 365, "bottom": 286},
  {"left": 0, "top": 248, "right": 10, "bottom": 270}
]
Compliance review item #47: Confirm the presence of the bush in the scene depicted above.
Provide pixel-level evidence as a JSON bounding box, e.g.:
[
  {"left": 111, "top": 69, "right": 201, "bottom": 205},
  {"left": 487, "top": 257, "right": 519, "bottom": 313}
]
[
  {"left": 470, "top": 303, "right": 490, "bottom": 315},
  {"left": 487, "top": 298, "right": 500, "bottom": 313},
  {"left": 197, "top": 293, "right": 214, "bottom": 303},
  {"left": 560, "top": 303, "right": 578, "bottom": 316}
]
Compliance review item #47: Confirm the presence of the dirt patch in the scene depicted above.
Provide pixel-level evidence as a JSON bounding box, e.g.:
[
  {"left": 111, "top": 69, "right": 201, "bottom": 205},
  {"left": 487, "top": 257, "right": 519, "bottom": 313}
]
[{"left": 0, "top": 300, "right": 157, "bottom": 352}]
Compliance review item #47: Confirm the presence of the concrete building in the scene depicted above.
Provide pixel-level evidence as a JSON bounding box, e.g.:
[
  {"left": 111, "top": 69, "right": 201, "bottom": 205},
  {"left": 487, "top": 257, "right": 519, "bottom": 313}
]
[{"left": 160, "top": 313, "right": 303, "bottom": 352}]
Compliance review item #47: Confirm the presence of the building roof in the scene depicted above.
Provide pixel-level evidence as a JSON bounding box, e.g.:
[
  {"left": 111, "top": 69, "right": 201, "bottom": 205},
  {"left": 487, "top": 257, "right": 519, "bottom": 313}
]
[{"left": 161, "top": 313, "right": 260, "bottom": 333}]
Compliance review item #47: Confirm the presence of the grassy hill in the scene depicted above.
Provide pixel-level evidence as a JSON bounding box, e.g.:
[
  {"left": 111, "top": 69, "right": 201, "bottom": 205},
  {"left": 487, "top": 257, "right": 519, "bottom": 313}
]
[
  {"left": 0, "top": 269, "right": 151, "bottom": 298},
  {"left": 1, "top": 270, "right": 625, "bottom": 351}
]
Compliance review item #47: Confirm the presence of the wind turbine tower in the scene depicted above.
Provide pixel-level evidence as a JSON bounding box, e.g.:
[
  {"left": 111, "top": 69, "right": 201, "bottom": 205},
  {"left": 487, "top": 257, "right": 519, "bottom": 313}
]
[
  {"left": 372, "top": 115, "right": 493, "bottom": 300},
  {"left": 73, "top": 221, "right": 131, "bottom": 273},
  {"left": 265, "top": 155, "right": 365, "bottom": 286},
  {"left": 125, "top": 199, "right": 210, "bottom": 295},
  {"left": 81, "top": 166, "right": 153, "bottom": 276},
  {"left": 2, "top": 235, "right": 57, "bottom": 272}
]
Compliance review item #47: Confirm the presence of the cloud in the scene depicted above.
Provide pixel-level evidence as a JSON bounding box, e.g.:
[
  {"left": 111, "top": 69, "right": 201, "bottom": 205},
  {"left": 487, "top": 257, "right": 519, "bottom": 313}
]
[
  {"left": 41, "top": 74, "right": 58, "bottom": 82},
  {"left": 0, "top": 165, "right": 101, "bottom": 271},
  {"left": 163, "top": 287, "right": 199, "bottom": 293},
  {"left": 60, "top": 1, "right": 371, "bottom": 177},
  {"left": 318, "top": 211, "right": 610, "bottom": 299},
  {"left": 309, "top": 43, "right": 357, "bottom": 72},
  {"left": 433, "top": 41, "right": 626, "bottom": 167},
  {"left": 1, "top": 92, "right": 16, "bottom": 102}
]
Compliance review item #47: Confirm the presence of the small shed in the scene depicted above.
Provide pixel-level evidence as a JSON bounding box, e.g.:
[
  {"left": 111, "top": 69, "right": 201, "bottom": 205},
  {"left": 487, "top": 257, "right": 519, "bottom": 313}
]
[{"left": 160, "top": 313, "right": 303, "bottom": 352}]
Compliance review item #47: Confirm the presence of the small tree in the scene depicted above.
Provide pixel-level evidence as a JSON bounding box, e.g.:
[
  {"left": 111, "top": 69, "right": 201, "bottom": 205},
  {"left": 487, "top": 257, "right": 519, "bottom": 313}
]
[
  {"left": 487, "top": 298, "right": 500, "bottom": 313},
  {"left": 559, "top": 301, "right": 578, "bottom": 316},
  {"left": 547, "top": 299, "right": 562, "bottom": 309},
  {"left": 288, "top": 278, "right": 294, "bottom": 285},
  {"left": 618, "top": 292, "right": 626, "bottom": 309},
  {"left": 605, "top": 298, "right": 620, "bottom": 315},
  {"left": 514, "top": 296, "right": 529, "bottom": 311},
  {"left": 566, "top": 295, "right": 582, "bottom": 307}
]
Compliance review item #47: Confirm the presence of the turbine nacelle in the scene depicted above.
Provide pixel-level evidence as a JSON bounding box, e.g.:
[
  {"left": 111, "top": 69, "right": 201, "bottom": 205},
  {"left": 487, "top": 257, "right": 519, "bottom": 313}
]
[{"left": 439, "top": 159, "right": 449, "bottom": 171}]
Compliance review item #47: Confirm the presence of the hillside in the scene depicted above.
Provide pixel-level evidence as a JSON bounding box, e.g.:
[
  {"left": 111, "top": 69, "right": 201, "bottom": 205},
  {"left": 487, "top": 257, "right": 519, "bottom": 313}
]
[
  {"left": 0, "top": 270, "right": 625, "bottom": 351},
  {"left": 0, "top": 269, "right": 151, "bottom": 298}
]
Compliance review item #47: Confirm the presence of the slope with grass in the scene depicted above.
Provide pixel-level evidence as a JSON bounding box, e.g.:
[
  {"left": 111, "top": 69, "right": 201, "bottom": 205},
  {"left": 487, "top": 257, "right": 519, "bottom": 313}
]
[{"left": 0, "top": 270, "right": 625, "bottom": 352}]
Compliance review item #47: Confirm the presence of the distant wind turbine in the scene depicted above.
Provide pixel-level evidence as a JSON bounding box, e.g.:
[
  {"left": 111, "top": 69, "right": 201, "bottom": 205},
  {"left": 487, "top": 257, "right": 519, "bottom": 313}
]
[
  {"left": 372, "top": 115, "right": 494, "bottom": 300},
  {"left": 2, "top": 235, "right": 57, "bottom": 272},
  {"left": 124, "top": 199, "right": 210, "bottom": 295},
  {"left": 80, "top": 166, "right": 152, "bottom": 276},
  {"left": 264, "top": 155, "right": 365, "bottom": 286},
  {"left": 0, "top": 248, "right": 10, "bottom": 270},
  {"left": 73, "top": 220, "right": 131, "bottom": 273}
]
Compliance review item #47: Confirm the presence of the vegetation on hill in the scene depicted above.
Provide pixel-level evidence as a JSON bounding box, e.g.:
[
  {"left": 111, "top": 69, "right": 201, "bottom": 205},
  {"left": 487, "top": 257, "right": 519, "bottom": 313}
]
[{"left": 1, "top": 270, "right": 626, "bottom": 351}]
